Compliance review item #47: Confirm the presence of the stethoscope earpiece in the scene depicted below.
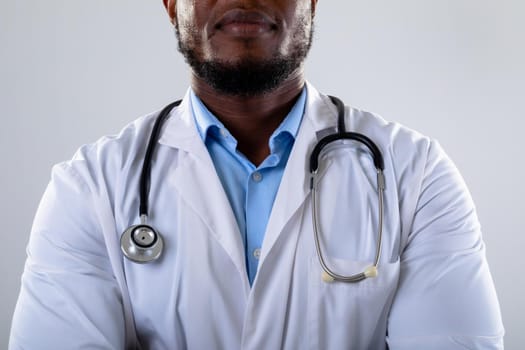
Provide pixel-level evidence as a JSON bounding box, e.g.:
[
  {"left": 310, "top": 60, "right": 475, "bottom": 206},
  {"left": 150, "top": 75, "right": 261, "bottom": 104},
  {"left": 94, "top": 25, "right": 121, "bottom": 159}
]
[{"left": 121, "top": 222, "right": 163, "bottom": 263}]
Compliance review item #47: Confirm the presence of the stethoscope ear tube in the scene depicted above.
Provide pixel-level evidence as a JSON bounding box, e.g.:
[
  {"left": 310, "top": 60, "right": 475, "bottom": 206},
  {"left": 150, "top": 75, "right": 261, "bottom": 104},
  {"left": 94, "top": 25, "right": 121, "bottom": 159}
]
[
  {"left": 310, "top": 96, "right": 385, "bottom": 283},
  {"left": 309, "top": 132, "right": 385, "bottom": 174}
]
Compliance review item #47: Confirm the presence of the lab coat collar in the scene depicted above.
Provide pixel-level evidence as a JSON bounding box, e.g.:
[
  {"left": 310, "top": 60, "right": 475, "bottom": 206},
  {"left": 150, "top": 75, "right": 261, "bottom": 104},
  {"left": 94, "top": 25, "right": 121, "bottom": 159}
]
[
  {"left": 158, "top": 83, "right": 338, "bottom": 154},
  {"left": 303, "top": 81, "right": 340, "bottom": 132},
  {"left": 158, "top": 89, "right": 209, "bottom": 160}
]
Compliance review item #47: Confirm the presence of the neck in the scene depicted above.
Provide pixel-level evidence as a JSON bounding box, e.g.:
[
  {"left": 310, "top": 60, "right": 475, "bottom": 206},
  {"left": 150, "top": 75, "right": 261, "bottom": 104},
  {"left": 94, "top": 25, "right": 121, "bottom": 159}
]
[{"left": 191, "top": 70, "right": 305, "bottom": 165}]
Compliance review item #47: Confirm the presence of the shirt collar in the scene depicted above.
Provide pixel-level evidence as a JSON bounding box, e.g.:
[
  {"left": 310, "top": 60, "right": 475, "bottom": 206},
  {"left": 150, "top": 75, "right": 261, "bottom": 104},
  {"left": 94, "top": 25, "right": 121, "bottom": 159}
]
[
  {"left": 190, "top": 89, "right": 224, "bottom": 141},
  {"left": 190, "top": 87, "right": 307, "bottom": 151}
]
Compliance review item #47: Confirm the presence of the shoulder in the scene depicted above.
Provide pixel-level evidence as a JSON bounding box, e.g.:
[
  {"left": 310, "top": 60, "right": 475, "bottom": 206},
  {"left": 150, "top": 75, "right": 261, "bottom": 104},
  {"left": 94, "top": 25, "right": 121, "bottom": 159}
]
[
  {"left": 343, "top": 104, "right": 466, "bottom": 240},
  {"left": 346, "top": 106, "right": 433, "bottom": 163},
  {"left": 305, "top": 84, "right": 446, "bottom": 194},
  {"left": 53, "top": 110, "right": 162, "bottom": 192},
  {"left": 305, "top": 84, "right": 435, "bottom": 167},
  {"left": 344, "top": 105, "right": 457, "bottom": 186}
]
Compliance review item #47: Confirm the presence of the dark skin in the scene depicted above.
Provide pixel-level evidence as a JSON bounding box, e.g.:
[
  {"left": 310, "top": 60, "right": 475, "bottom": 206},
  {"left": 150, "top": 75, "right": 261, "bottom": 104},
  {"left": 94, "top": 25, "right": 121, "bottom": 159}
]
[{"left": 163, "top": 0, "right": 317, "bottom": 165}]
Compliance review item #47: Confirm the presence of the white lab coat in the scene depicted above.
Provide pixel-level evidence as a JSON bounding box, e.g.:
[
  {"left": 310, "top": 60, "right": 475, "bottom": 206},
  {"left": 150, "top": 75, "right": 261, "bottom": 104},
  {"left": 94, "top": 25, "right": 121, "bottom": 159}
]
[{"left": 10, "top": 83, "right": 504, "bottom": 349}]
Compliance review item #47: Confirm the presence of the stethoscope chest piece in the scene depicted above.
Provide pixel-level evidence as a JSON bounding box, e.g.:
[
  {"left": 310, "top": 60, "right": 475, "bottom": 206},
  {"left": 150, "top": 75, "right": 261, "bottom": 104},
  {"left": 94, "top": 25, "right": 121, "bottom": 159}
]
[{"left": 121, "top": 223, "right": 163, "bottom": 263}]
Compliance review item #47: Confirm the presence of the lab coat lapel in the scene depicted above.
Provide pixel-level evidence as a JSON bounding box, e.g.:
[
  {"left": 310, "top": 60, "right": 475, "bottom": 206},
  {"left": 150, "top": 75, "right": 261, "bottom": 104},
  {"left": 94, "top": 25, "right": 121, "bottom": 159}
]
[
  {"left": 242, "top": 84, "right": 339, "bottom": 348},
  {"left": 259, "top": 83, "right": 339, "bottom": 270},
  {"left": 159, "top": 94, "right": 250, "bottom": 293}
]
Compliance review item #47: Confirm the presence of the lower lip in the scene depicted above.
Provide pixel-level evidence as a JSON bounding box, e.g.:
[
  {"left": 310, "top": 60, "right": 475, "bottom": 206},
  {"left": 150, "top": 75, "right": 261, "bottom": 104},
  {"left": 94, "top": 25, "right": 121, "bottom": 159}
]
[{"left": 219, "top": 22, "right": 274, "bottom": 37}]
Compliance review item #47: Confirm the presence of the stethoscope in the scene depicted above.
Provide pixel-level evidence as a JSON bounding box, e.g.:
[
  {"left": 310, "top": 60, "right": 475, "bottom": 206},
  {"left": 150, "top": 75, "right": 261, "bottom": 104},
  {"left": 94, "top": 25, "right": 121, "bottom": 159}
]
[{"left": 121, "top": 96, "right": 385, "bottom": 283}]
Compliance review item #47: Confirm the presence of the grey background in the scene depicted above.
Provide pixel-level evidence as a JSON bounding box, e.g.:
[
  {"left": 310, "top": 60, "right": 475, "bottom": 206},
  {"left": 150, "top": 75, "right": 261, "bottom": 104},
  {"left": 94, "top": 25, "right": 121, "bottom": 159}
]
[{"left": 1, "top": 0, "right": 523, "bottom": 348}]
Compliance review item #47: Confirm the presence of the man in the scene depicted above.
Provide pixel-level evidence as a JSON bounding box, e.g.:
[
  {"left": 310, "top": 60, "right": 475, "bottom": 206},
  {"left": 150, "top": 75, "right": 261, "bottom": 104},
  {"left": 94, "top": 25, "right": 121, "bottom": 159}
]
[{"left": 10, "top": 0, "right": 504, "bottom": 349}]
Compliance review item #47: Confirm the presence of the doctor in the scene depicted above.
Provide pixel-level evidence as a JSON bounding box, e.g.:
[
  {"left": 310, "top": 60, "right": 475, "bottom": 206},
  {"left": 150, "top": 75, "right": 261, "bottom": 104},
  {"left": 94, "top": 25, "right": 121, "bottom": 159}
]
[{"left": 10, "top": 0, "right": 504, "bottom": 349}]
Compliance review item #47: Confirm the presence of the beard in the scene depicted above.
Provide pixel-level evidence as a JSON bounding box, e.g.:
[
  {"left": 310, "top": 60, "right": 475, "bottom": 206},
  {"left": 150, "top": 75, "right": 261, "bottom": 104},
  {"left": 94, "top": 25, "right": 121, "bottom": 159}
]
[{"left": 175, "top": 19, "right": 314, "bottom": 97}]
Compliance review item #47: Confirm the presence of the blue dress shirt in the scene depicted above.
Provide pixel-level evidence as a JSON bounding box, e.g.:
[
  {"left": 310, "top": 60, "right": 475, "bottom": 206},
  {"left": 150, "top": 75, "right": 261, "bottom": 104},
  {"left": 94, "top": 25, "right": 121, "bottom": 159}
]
[{"left": 190, "top": 88, "right": 306, "bottom": 285}]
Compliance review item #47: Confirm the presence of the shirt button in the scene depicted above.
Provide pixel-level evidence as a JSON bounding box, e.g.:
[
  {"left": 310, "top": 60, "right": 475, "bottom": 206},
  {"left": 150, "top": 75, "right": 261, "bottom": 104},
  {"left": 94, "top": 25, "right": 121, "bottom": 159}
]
[
  {"left": 220, "top": 128, "right": 228, "bottom": 137},
  {"left": 253, "top": 248, "right": 261, "bottom": 259},
  {"left": 252, "top": 172, "right": 263, "bottom": 182}
]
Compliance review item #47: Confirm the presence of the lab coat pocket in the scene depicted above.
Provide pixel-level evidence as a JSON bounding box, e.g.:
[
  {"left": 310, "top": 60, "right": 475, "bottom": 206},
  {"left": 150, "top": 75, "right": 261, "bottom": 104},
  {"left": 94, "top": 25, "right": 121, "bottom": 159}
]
[{"left": 307, "top": 256, "right": 400, "bottom": 350}]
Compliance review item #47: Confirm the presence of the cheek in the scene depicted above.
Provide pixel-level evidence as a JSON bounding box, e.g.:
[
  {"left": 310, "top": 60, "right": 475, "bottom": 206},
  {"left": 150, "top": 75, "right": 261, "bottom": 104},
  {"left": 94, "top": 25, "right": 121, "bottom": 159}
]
[
  {"left": 278, "top": 4, "right": 313, "bottom": 55},
  {"left": 176, "top": 2, "right": 197, "bottom": 36},
  {"left": 176, "top": 1, "right": 215, "bottom": 57}
]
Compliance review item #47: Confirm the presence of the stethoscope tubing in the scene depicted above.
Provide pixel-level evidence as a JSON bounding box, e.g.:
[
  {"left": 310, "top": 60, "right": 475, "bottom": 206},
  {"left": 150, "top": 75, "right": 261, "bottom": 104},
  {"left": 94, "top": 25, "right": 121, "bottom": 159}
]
[
  {"left": 139, "top": 100, "right": 182, "bottom": 217},
  {"left": 123, "top": 95, "right": 386, "bottom": 283}
]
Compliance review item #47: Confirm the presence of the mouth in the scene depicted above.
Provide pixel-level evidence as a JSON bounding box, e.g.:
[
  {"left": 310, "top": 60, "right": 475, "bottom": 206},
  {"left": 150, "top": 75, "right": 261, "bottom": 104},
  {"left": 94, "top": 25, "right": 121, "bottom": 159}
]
[{"left": 215, "top": 9, "right": 277, "bottom": 37}]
